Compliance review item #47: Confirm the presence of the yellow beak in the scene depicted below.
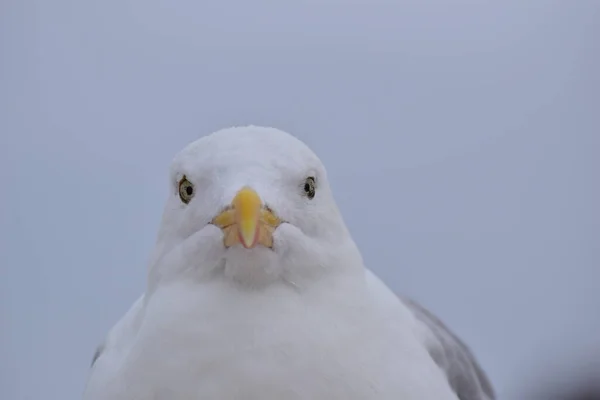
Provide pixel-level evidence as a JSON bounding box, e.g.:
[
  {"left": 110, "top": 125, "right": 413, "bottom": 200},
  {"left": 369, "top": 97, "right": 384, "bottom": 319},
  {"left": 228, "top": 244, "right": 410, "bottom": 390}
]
[{"left": 211, "top": 186, "right": 282, "bottom": 249}]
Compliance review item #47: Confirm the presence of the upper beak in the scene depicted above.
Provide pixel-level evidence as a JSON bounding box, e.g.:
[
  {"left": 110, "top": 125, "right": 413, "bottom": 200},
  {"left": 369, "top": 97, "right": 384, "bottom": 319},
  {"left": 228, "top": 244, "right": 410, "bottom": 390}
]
[{"left": 211, "top": 186, "right": 282, "bottom": 249}]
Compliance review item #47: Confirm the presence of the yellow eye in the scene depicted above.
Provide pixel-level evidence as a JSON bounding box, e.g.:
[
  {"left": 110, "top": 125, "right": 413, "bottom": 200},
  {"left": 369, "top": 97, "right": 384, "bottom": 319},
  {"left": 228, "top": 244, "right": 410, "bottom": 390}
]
[{"left": 178, "top": 176, "right": 194, "bottom": 204}]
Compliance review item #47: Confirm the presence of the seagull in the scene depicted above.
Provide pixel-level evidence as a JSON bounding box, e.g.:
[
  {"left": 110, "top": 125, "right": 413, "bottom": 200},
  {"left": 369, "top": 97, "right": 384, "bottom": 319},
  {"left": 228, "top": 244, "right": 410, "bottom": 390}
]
[{"left": 83, "top": 126, "right": 495, "bottom": 400}]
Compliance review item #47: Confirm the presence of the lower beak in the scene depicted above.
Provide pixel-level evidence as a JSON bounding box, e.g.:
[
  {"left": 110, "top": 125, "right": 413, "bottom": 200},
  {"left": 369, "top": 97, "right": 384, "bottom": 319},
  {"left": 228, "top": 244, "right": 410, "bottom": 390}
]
[{"left": 211, "top": 186, "right": 282, "bottom": 249}]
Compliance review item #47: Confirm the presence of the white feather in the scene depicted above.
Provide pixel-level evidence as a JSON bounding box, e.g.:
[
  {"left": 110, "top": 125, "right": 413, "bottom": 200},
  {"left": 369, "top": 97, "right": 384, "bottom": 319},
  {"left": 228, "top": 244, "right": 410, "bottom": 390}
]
[{"left": 83, "top": 126, "right": 473, "bottom": 400}]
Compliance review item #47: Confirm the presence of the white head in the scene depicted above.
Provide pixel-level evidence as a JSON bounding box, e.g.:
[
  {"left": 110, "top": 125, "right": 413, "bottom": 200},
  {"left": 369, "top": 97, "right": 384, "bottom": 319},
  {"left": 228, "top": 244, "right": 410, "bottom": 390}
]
[{"left": 148, "top": 126, "right": 363, "bottom": 290}]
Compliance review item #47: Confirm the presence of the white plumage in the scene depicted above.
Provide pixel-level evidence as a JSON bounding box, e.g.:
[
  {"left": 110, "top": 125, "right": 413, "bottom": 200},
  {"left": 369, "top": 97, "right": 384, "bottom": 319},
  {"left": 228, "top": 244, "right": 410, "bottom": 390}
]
[{"left": 83, "top": 126, "right": 493, "bottom": 400}]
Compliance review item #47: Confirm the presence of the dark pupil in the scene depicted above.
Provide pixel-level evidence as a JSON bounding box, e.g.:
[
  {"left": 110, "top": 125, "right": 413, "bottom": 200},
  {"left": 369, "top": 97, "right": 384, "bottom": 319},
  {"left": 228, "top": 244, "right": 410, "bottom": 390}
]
[
  {"left": 185, "top": 185, "right": 193, "bottom": 196},
  {"left": 304, "top": 183, "right": 311, "bottom": 193}
]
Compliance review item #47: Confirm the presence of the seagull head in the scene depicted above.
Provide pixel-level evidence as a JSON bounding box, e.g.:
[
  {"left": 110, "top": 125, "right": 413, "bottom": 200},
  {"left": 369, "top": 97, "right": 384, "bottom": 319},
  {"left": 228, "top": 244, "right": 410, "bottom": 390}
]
[{"left": 149, "top": 126, "right": 362, "bottom": 288}]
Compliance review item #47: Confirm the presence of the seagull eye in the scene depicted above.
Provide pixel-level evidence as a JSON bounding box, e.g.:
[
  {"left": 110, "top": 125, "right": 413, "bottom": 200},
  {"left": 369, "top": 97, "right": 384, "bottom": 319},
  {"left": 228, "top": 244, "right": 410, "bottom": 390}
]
[
  {"left": 178, "top": 176, "right": 194, "bottom": 204},
  {"left": 303, "top": 177, "right": 316, "bottom": 199}
]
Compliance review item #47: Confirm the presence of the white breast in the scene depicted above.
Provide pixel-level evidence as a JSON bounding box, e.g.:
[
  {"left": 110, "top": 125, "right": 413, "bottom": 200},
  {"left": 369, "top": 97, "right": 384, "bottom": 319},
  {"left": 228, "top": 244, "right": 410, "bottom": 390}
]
[{"left": 84, "top": 272, "right": 458, "bottom": 400}]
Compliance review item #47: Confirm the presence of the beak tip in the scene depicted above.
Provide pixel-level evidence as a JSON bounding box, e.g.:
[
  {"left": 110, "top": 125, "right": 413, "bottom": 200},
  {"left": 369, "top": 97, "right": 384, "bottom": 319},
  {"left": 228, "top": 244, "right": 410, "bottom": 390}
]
[{"left": 238, "top": 229, "right": 259, "bottom": 249}]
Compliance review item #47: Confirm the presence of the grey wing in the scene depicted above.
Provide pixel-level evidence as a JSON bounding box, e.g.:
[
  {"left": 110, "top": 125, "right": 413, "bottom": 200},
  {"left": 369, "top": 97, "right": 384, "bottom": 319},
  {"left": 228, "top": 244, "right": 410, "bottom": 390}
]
[
  {"left": 90, "top": 342, "right": 105, "bottom": 367},
  {"left": 401, "top": 296, "right": 495, "bottom": 400}
]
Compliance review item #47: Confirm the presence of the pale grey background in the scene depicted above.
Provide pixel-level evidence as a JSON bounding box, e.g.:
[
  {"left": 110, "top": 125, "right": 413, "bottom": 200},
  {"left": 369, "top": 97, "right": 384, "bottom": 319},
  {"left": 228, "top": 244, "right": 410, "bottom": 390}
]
[{"left": 1, "top": 1, "right": 598, "bottom": 399}]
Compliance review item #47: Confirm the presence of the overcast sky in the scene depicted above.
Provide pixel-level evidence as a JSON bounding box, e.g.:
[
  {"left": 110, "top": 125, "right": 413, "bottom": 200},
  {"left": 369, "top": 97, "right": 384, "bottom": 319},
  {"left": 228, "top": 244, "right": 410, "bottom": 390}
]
[{"left": 1, "top": 1, "right": 598, "bottom": 399}]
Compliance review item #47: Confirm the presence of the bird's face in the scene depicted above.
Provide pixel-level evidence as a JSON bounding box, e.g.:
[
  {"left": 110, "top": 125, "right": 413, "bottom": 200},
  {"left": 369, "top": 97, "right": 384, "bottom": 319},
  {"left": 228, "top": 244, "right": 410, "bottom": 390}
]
[{"left": 149, "top": 127, "right": 358, "bottom": 288}]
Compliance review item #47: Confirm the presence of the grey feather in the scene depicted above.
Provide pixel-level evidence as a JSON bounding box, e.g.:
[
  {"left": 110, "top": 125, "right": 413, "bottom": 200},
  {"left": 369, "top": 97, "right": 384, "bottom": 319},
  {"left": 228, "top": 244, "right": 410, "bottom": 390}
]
[
  {"left": 90, "top": 343, "right": 105, "bottom": 368},
  {"left": 401, "top": 296, "right": 495, "bottom": 400}
]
